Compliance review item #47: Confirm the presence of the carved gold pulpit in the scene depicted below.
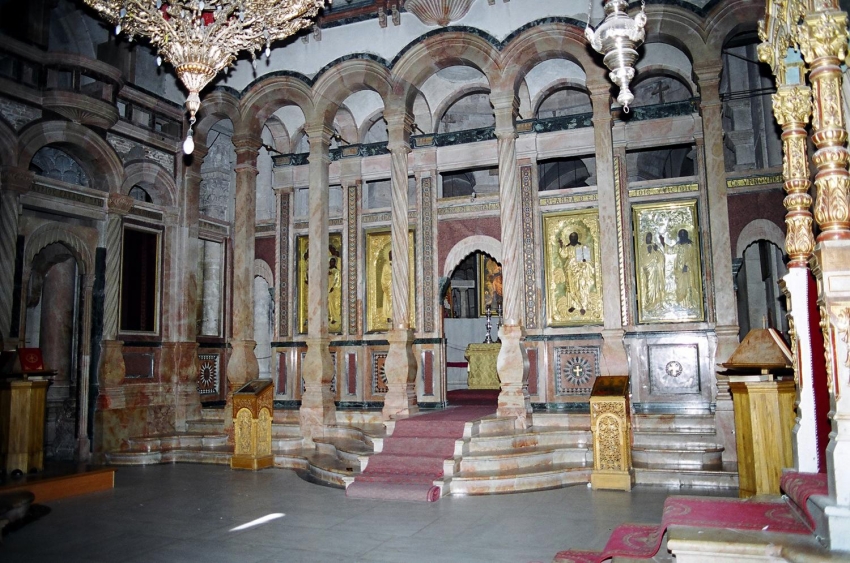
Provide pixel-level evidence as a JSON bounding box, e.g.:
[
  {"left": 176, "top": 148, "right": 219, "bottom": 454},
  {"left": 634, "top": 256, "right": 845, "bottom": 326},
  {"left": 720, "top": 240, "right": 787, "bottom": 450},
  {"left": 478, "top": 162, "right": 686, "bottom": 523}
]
[
  {"left": 231, "top": 379, "right": 274, "bottom": 471},
  {"left": 590, "top": 376, "right": 633, "bottom": 491},
  {"left": 723, "top": 328, "right": 795, "bottom": 498},
  {"left": 465, "top": 343, "right": 501, "bottom": 390}
]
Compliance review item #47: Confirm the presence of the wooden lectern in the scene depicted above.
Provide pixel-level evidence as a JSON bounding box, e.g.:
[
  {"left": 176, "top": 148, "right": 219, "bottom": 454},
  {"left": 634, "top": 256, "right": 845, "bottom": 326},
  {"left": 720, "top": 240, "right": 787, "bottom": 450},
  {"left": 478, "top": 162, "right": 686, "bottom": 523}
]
[
  {"left": 590, "top": 376, "right": 633, "bottom": 491},
  {"left": 465, "top": 343, "right": 501, "bottom": 390},
  {"left": 0, "top": 348, "right": 54, "bottom": 475},
  {"left": 230, "top": 379, "right": 274, "bottom": 470}
]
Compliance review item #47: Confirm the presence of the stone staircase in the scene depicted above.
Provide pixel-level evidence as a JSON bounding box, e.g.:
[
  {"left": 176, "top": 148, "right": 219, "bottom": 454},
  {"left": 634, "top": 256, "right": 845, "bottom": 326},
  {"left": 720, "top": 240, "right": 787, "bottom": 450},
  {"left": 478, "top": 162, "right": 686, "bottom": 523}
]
[{"left": 105, "top": 407, "right": 737, "bottom": 495}]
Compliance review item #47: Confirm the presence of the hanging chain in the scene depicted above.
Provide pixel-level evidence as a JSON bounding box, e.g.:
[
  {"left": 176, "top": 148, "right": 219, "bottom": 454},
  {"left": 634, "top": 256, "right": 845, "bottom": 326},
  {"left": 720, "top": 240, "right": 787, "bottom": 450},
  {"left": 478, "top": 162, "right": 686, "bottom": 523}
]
[{"left": 586, "top": 0, "right": 593, "bottom": 30}]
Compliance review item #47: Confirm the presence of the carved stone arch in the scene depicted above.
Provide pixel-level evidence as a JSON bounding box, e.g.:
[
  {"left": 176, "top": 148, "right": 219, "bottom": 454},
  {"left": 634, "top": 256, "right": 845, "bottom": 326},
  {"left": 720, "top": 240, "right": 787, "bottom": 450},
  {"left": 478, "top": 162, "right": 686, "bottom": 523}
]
[
  {"left": 254, "top": 258, "right": 274, "bottom": 287},
  {"left": 25, "top": 224, "right": 94, "bottom": 276},
  {"left": 195, "top": 89, "right": 241, "bottom": 148},
  {"left": 312, "top": 59, "right": 393, "bottom": 130},
  {"left": 643, "top": 6, "right": 710, "bottom": 66},
  {"left": 531, "top": 79, "right": 591, "bottom": 118},
  {"left": 0, "top": 118, "right": 16, "bottom": 167},
  {"left": 704, "top": 0, "right": 766, "bottom": 58},
  {"left": 735, "top": 218, "right": 786, "bottom": 259},
  {"left": 121, "top": 161, "right": 177, "bottom": 208},
  {"left": 332, "top": 105, "right": 358, "bottom": 147},
  {"left": 17, "top": 120, "right": 123, "bottom": 193},
  {"left": 443, "top": 235, "right": 501, "bottom": 278},
  {"left": 358, "top": 108, "right": 386, "bottom": 144},
  {"left": 500, "top": 22, "right": 603, "bottom": 94},
  {"left": 391, "top": 31, "right": 502, "bottom": 115},
  {"left": 238, "top": 75, "right": 314, "bottom": 140},
  {"left": 263, "top": 115, "right": 291, "bottom": 154},
  {"left": 433, "top": 84, "right": 493, "bottom": 133},
  {"left": 630, "top": 65, "right": 698, "bottom": 99}
]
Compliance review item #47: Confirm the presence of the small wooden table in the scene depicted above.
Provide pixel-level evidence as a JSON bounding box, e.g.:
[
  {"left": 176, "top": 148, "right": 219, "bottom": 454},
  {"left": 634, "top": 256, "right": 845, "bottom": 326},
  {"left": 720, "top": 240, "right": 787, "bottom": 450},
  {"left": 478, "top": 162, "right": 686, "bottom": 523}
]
[
  {"left": 465, "top": 343, "right": 501, "bottom": 390},
  {"left": 0, "top": 376, "right": 51, "bottom": 475}
]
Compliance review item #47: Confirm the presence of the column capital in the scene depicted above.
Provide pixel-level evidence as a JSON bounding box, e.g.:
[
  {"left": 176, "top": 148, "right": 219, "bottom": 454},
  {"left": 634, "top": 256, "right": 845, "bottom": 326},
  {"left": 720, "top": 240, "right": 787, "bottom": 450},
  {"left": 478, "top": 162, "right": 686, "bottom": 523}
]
[
  {"left": 586, "top": 81, "right": 613, "bottom": 100},
  {"left": 231, "top": 133, "right": 262, "bottom": 154},
  {"left": 773, "top": 84, "right": 813, "bottom": 126},
  {"left": 385, "top": 108, "right": 415, "bottom": 150},
  {"left": 693, "top": 62, "right": 723, "bottom": 83},
  {"left": 107, "top": 193, "right": 135, "bottom": 215},
  {"left": 274, "top": 185, "right": 294, "bottom": 196},
  {"left": 304, "top": 123, "right": 335, "bottom": 145},
  {"left": 797, "top": 10, "right": 848, "bottom": 65},
  {"left": 1, "top": 166, "right": 34, "bottom": 194}
]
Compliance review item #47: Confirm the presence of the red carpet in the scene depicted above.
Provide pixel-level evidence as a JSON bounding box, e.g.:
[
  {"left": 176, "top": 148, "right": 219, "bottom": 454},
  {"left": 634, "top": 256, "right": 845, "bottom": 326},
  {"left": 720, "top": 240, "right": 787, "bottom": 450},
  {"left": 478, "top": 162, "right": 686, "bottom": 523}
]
[
  {"left": 447, "top": 389, "right": 499, "bottom": 405},
  {"left": 781, "top": 470, "right": 828, "bottom": 528},
  {"left": 554, "top": 495, "right": 811, "bottom": 562},
  {"left": 346, "top": 406, "right": 494, "bottom": 502}
]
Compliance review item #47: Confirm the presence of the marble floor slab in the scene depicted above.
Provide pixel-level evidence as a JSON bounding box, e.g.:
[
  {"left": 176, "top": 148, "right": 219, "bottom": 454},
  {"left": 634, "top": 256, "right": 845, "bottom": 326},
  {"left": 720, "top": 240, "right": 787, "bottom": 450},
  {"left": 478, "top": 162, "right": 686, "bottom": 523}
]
[{"left": 0, "top": 465, "right": 728, "bottom": 562}]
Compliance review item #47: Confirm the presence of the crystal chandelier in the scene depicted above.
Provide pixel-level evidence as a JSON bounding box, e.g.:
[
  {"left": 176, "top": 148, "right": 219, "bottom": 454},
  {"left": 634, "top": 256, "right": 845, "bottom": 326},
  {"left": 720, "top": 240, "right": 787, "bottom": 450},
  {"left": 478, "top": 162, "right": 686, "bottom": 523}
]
[
  {"left": 585, "top": 0, "right": 647, "bottom": 112},
  {"left": 404, "top": 0, "right": 475, "bottom": 26},
  {"left": 83, "top": 0, "right": 328, "bottom": 153}
]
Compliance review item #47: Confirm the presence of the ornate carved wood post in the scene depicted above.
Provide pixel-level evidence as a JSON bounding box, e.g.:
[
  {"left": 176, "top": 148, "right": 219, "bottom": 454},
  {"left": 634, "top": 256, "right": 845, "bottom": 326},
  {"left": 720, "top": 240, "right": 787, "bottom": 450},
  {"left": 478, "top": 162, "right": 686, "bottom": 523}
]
[
  {"left": 226, "top": 134, "right": 261, "bottom": 388},
  {"left": 382, "top": 107, "right": 418, "bottom": 420},
  {"left": 798, "top": 5, "right": 850, "bottom": 543},
  {"left": 0, "top": 167, "right": 31, "bottom": 346},
  {"left": 589, "top": 82, "right": 628, "bottom": 375},
  {"left": 300, "top": 124, "right": 337, "bottom": 439},
  {"left": 773, "top": 83, "right": 823, "bottom": 472},
  {"left": 491, "top": 91, "right": 530, "bottom": 428}
]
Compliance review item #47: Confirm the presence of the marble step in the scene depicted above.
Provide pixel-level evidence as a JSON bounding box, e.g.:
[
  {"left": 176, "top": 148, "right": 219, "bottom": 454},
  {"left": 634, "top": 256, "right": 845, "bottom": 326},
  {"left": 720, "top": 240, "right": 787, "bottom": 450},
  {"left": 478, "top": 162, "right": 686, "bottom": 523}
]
[
  {"left": 106, "top": 445, "right": 232, "bottom": 466},
  {"left": 631, "top": 430, "right": 722, "bottom": 449},
  {"left": 458, "top": 445, "right": 591, "bottom": 474},
  {"left": 185, "top": 418, "right": 224, "bottom": 433},
  {"left": 633, "top": 465, "right": 738, "bottom": 489},
  {"left": 127, "top": 432, "right": 228, "bottom": 452},
  {"left": 631, "top": 413, "right": 716, "bottom": 433},
  {"left": 307, "top": 453, "right": 358, "bottom": 488},
  {"left": 200, "top": 407, "right": 226, "bottom": 421},
  {"left": 632, "top": 444, "right": 724, "bottom": 468},
  {"left": 463, "top": 428, "right": 591, "bottom": 454},
  {"left": 314, "top": 437, "right": 373, "bottom": 470},
  {"left": 446, "top": 462, "right": 592, "bottom": 495},
  {"left": 272, "top": 435, "right": 304, "bottom": 453},
  {"left": 530, "top": 412, "right": 591, "bottom": 429}
]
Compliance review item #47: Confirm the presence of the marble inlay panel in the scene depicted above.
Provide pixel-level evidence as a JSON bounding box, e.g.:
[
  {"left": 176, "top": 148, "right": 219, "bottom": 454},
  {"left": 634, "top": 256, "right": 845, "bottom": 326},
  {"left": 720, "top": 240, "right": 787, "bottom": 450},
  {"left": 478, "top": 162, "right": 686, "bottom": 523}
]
[
  {"left": 123, "top": 352, "right": 154, "bottom": 379},
  {"left": 197, "top": 353, "right": 219, "bottom": 395},
  {"left": 520, "top": 164, "right": 537, "bottom": 328},
  {"left": 347, "top": 183, "right": 359, "bottom": 334},
  {"left": 279, "top": 193, "right": 290, "bottom": 337},
  {"left": 553, "top": 346, "right": 599, "bottom": 396},
  {"left": 421, "top": 176, "right": 435, "bottom": 333},
  {"left": 372, "top": 351, "right": 388, "bottom": 395},
  {"left": 648, "top": 343, "right": 700, "bottom": 394}
]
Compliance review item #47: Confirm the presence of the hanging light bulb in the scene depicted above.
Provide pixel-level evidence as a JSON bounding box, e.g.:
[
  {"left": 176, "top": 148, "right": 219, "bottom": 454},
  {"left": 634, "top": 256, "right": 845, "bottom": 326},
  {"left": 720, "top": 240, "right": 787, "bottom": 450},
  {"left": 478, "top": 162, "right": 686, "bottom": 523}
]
[{"left": 183, "top": 122, "right": 195, "bottom": 155}]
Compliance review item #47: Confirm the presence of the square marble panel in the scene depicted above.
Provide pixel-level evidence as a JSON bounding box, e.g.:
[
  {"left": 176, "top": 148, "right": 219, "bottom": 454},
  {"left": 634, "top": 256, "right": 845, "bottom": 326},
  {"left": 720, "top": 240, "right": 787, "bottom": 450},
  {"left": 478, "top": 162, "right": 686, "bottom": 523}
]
[
  {"left": 648, "top": 343, "right": 700, "bottom": 394},
  {"left": 553, "top": 346, "right": 599, "bottom": 396}
]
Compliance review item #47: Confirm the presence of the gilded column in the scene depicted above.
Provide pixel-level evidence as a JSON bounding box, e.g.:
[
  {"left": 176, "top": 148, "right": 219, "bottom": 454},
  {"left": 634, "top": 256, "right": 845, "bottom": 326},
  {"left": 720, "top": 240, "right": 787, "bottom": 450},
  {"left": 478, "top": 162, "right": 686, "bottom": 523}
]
[
  {"left": 97, "top": 193, "right": 134, "bottom": 388},
  {"left": 589, "top": 82, "right": 628, "bottom": 375},
  {"left": 382, "top": 107, "right": 418, "bottom": 420},
  {"left": 694, "top": 64, "right": 739, "bottom": 363},
  {"left": 774, "top": 84, "right": 821, "bottom": 472},
  {"left": 0, "top": 167, "right": 31, "bottom": 345},
  {"left": 226, "top": 134, "right": 262, "bottom": 388},
  {"left": 491, "top": 91, "right": 530, "bottom": 428},
  {"left": 798, "top": 6, "right": 850, "bottom": 539},
  {"left": 300, "top": 124, "right": 337, "bottom": 438}
]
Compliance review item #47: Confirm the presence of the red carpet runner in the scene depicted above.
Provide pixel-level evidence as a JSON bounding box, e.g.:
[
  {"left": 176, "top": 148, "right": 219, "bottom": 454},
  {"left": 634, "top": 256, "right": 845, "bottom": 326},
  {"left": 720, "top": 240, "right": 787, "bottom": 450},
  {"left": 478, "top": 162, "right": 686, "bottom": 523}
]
[
  {"left": 554, "top": 495, "right": 811, "bottom": 563},
  {"left": 346, "top": 406, "right": 494, "bottom": 502},
  {"left": 780, "top": 470, "right": 829, "bottom": 529}
]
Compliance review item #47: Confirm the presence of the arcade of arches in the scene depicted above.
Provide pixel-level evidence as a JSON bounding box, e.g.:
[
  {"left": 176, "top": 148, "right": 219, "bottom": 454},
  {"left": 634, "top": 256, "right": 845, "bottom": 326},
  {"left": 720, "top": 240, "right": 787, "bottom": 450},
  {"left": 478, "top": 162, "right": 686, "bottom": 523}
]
[{"left": 2, "top": 0, "right": 850, "bottom": 551}]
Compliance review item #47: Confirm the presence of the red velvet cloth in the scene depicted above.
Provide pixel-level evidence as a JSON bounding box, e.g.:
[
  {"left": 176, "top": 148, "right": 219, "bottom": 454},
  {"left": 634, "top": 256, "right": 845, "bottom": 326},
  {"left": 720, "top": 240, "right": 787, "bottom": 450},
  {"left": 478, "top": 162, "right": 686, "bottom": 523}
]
[{"left": 781, "top": 470, "right": 829, "bottom": 529}]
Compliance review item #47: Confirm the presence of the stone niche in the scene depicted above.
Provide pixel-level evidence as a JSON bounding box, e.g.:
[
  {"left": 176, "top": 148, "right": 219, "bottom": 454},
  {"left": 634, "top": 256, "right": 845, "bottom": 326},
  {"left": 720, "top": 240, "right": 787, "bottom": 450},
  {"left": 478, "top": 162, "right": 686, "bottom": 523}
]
[{"left": 624, "top": 331, "right": 717, "bottom": 413}]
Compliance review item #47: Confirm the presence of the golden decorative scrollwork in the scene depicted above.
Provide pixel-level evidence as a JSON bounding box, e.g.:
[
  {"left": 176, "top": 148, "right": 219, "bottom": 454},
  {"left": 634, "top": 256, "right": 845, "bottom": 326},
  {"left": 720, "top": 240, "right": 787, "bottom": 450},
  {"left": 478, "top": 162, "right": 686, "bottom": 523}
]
[
  {"left": 591, "top": 401, "right": 628, "bottom": 472},
  {"left": 773, "top": 84, "right": 812, "bottom": 126},
  {"left": 836, "top": 307, "right": 850, "bottom": 371},
  {"left": 796, "top": 11, "right": 849, "bottom": 65},
  {"left": 819, "top": 304, "right": 835, "bottom": 395}
]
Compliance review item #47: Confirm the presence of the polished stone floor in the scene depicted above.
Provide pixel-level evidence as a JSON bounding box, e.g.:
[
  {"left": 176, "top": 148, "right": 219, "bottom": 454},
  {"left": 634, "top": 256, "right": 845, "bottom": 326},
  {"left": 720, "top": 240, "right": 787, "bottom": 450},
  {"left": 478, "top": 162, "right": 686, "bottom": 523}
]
[{"left": 1, "top": 464, "right": 713, "bottom": 562}]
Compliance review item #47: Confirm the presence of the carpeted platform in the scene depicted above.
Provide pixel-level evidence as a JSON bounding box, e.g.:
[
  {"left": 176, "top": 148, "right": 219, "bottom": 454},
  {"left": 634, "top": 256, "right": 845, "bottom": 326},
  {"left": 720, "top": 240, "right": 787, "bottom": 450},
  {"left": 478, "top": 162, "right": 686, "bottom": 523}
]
[
  {"left": 554, "top": 495, "right": 812, "bottom": 562},
  {"left": 446, "top": 389, "right": 499, "bottom": 405},
  {"left": 781, "top": 470, "right": 828, "bottom": 529},
  {"left": 346, "top": 406, "right": 494, "bottom": 502}
]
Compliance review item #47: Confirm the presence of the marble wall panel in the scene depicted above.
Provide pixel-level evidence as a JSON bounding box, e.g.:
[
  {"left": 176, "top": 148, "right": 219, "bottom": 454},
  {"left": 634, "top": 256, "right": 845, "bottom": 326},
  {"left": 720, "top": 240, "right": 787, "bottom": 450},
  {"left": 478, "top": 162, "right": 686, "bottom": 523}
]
[{"left": 437, "top": 216, "right": 501, "bottom": 275}]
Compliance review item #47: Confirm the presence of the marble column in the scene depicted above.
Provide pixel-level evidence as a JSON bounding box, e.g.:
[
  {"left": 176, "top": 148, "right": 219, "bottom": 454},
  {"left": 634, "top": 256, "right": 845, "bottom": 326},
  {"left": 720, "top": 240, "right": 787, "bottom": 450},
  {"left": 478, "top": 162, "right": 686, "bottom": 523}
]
[
  {"left": 695, "top": 64, "right": 739, "bottom": 363},
  {"left": 798, "top": 7, "right": 850, "bottom": 548},
  {"left": 77, "top": 272, "right": 94, "bottom": 461},
  {"left": 491, "top": 91, "right": 530, "bottom": 428},
  {"left": 589, "top": 82, "right": 629, "bottom": 375},
  {"left": 0, "top": 167, "right": 31, "bottom": 346},
  {"left": 300, "top": 125, "right": 337, "bottom": 439},
  {"left": 382, "top": 108, "right": 418, "bottom": 420},
  {"left": 97, "top": 193, "right": 134, "bottom": 388},
  {"left": 226, "top": 134, "right": 261, "bottom": 389}
]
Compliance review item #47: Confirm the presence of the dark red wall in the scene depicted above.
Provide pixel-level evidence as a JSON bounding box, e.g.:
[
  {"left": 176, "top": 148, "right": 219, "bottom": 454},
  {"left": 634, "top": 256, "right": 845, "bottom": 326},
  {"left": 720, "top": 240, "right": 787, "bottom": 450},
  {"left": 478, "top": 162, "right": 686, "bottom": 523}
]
[
  {"left": 437, "top": 216, "right": 501, "bottom": 274},
  {"left": 255, "top": 236, "right": 276, "bottom": 271},
  {"left": 727, "top": 189, "right": 786, "bottom": 256}
]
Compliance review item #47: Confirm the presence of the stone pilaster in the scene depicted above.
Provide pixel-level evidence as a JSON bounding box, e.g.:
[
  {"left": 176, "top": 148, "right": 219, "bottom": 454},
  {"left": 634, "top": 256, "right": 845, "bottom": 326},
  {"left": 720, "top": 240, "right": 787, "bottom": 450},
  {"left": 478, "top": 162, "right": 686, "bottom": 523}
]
[
  {"left": 226, "top": 134, "right": 262, "bottom": 389},
  {"left": 589, "top": 83, "right": 628, "bottom": 375},
  {"left": 491, "top": 91, "right": 530, "bottom": 428},
  {"left": 695, "top": 64, "right": 739, "bottom": 363},
  {"left": 382, "top": 108, "right": 418, "bottom": 420},
  {"left": 300, "top": 125, "right": 337, "bottom": 438},
  {"left": 0, "top": 167, "right": 31, "bottom": 346}
]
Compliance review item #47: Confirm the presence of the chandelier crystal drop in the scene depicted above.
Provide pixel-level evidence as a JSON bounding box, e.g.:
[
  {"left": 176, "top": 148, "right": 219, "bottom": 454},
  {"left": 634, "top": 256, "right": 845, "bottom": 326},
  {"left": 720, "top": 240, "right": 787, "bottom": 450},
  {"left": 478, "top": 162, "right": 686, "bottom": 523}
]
[
  {"left": 84, "top": 0, "right": 329, "bottom": 153},
  {"left": 585, "top": 0, "right": 647, "bottom": 112}
]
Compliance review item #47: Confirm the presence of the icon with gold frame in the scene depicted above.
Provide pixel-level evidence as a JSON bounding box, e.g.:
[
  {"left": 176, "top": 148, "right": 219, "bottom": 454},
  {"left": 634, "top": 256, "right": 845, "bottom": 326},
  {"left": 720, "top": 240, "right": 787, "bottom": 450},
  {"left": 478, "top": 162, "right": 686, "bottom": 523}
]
[
  {"left": 297, "top": 233, "right": 343, "bottom": 334},
  {"left": 366, "top": 230, "right": 416, "bottom": 332},
  {"left": 478, "top": 255, "right": 503, "bottom": 316},
  {"left": 543, "top": 209, "right": 603, "bottom": 326},
  {"left": 632, "top": 199, "right": 704, "bottom": 323}
]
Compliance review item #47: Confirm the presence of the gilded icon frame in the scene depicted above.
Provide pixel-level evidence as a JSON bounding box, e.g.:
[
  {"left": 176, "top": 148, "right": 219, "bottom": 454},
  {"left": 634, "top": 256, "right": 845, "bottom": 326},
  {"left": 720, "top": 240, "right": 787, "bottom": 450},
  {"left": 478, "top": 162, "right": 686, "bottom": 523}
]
[
  {"left": 297, "top": 233, "right": 343, "bottom": 334},
  {"left": 478, "top": 255, "right": 503, "bottom": 316},
  {"left": 542, "top": 210, "right": 603, "bottom": 326},
  {"left": 365, "top": 230, "right": 416, "bottom": 332},
  {"left": 632, "top": 199, "right": 704, "bottom": 324}
]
